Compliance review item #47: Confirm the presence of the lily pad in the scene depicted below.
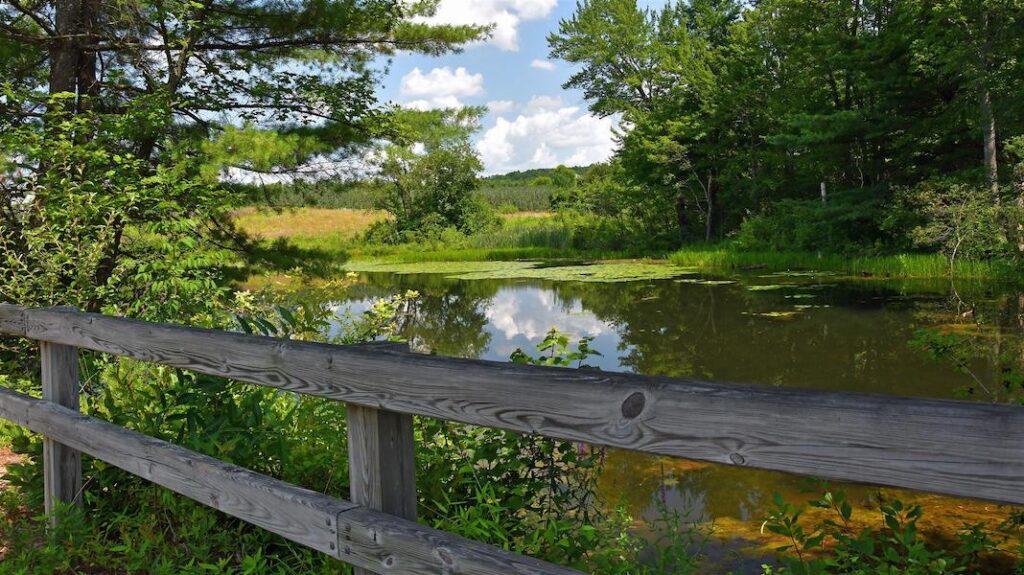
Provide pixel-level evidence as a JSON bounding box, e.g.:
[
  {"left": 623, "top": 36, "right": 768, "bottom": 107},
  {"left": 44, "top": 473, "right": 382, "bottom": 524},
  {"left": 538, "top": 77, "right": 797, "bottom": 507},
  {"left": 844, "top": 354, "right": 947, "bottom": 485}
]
[
  {"left": 747, "top": 284, "right": 789, "bottom": 291},
  {"left": 744, "top": 311, "right": 802, "bottom": 320}
]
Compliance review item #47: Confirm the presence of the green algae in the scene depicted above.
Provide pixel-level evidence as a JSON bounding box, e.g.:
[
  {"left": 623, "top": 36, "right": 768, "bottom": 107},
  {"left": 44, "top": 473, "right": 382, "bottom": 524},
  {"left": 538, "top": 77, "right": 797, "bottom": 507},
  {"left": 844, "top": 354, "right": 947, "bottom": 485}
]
[
  {"left": 674, "top": 278, "right": 737, "bottom": 285},
  {"left": 450, "top": 262, "right": 699, "bottom": 282},
  {"left": 343, "top": 260, "right": 536, "bottom": 275},
  {"left": 341, "top": 260, "right": 700, "bottom": 283}
]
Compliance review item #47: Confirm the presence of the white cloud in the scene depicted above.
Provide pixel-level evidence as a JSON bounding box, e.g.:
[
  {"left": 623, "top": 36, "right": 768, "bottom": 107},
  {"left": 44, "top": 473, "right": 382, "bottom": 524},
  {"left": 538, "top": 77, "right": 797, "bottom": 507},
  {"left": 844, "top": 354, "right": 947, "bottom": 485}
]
[
  {"left": 400, "top": 66, "right": 484, "bottom": 98},
  {"left": 399, "top": 66, "right": 484, "bottom": 110},
  {"left": 487, "top": 100, "right": 517, "bottom": 114},
  {"left": 477, "top": 96, "right": 617, "bottom": 174},
  {"left": 485, "top": 287, "right": 608, "bottom": 341},
  {"left": 405, "top": 95, "right": 466, "bottom": 111},
  {"left": 530, "top": 59, "right": 556, "bottom": 71},
  {"left": 416, "top": 0, "right": 558, "bottom": 51}
]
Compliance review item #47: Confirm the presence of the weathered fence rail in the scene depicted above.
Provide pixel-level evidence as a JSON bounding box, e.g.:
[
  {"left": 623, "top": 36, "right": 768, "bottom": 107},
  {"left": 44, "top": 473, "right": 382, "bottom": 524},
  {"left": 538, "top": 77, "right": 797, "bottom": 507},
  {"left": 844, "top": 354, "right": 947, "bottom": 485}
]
[{"left": 0, "top": 303, "right": 1022, "bottom": 573}]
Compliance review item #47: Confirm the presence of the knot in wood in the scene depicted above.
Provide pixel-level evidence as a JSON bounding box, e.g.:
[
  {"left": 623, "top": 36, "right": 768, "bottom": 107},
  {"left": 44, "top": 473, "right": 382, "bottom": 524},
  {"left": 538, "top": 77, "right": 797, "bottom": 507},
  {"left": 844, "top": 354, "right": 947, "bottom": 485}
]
[
  {"left": 436, "top": 547, "right": 454, "bottom": 566},
  {"left": 621, "top": 392, "right": 646, "bottom": 419}
]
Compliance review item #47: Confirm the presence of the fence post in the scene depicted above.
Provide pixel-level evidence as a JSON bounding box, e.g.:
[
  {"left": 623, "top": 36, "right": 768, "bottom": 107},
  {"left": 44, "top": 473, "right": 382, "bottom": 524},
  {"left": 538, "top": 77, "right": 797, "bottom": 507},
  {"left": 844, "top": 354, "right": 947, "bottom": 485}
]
[
  {"left": 346, "top": 404, "right": 417, "bottom": 575},
  {"left": 41, "top": 340, "right": 82, "bottom": 524}
]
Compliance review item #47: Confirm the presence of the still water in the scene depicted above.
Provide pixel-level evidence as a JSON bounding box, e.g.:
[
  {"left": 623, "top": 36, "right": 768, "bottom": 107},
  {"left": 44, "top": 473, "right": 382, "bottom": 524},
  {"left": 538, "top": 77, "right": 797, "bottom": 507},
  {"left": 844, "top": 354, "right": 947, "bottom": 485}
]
[{"left": 324, "top": 269, "right": 1021, "bottom": 567}]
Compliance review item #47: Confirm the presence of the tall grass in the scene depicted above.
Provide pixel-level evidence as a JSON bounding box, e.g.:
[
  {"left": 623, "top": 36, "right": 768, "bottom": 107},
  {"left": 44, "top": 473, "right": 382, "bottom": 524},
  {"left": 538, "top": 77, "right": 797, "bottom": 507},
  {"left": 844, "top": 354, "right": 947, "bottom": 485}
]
[
  {"left": 668, "top": 248, "right": 1001, "bottom": 279},
  {"left": 466, "top": 216, "right": 572, "bottom": 250}
]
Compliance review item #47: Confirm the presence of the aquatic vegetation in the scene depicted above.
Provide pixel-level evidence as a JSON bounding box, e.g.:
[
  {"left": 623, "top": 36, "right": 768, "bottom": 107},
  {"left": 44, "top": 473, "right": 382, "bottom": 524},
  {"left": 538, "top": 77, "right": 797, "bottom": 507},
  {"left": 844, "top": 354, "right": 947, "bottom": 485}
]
[
  {"left": 343, "top": 260, "right": 537, "bottom": 275},
  {"left": 747, "top": 284, "right": 789, "bottom": 291},
  {"left": 452, "top": 262, "right": 698, "bottom": 282},
  {"left": 674, "top": 278, "right": 736, "bottom": 285},
  {"left": 744, "top": 311, "right": 803, "bottom": 320},
  {"left": 344, "top": 260, "right": 700, "bottom": 283}
]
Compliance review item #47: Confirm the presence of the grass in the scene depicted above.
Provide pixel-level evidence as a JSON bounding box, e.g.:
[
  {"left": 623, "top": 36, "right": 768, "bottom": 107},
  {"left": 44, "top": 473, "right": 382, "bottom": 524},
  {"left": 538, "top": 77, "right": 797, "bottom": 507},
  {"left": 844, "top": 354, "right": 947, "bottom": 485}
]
[
  {"left": 233, "top": 207, "right": 387, "bottom": 240},
  {"left": 667, "top": 247, "right": 1006, "bottom": 279},
  {"left": 234, "top": 207, "right": 1015, "bottom": 282}
]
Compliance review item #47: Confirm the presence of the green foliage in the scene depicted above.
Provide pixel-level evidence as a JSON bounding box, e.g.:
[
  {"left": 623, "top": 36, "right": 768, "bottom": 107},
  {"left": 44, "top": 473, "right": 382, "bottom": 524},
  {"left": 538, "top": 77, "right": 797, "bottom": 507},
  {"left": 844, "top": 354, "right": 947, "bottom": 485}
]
[
  {"left": 477, "top": 184, "right": 553, "bottom": 211},
  {"left": 760, "top": 491, "right": 1014, "bottom": 574},
  {"left": 371, "top": 108, "right": 498, "bottom": 241},
  {"left": 0, "top": 98, "right": 232, "bottom": 321},
  {"left": 511, "top": 328, "right": 603, "bottom": 368},
  {"left": 734, "top": 188, "right": 898, "bottom": 255},
  {"left": 549, "top": 0, "right": 1024, "bottom": 257},
  {"left": 911, "top": 327, "right": 1024, "bottom": 404},
  {"left": 890, "top": 180, "right": 1009, "bottom": 269}
]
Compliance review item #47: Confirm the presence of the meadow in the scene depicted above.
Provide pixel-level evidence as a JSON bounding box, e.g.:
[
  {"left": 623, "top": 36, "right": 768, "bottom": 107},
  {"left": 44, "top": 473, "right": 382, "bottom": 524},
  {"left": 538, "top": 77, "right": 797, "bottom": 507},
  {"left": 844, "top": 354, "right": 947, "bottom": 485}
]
[{"left": 235, "top": 207, "right": 1009, "bottom": 281}]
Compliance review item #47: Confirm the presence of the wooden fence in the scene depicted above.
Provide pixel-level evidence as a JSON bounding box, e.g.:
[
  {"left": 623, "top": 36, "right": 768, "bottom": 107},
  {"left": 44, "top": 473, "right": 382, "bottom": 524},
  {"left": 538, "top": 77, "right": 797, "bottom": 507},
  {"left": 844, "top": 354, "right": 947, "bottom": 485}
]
[{"left": 0, "top": 303, "right": 1022, "bottom": 574}]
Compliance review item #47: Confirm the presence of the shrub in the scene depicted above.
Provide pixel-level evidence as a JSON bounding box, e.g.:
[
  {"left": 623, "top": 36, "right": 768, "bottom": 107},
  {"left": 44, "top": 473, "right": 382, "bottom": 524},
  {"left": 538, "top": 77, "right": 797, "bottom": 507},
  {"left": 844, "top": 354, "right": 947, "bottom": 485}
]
[{"left": 733, "top": 188, "right": 895, "bottom": 255}]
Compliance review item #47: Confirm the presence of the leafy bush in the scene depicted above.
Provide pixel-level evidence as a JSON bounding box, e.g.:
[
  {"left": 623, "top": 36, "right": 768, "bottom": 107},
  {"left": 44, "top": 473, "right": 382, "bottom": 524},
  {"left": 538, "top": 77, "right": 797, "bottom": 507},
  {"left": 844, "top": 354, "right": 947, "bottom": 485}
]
[
  {"left": 760, "top": 490, "right": 1018, "bottom": 574},
  {"left": 734, "top": 188, "right": 897, "bottom": 255}
]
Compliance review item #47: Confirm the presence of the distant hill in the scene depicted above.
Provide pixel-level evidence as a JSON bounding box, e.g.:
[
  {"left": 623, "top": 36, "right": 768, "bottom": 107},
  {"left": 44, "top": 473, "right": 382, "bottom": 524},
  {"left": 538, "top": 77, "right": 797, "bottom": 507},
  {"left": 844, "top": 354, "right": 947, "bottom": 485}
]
[{"left": 481, "top": 165, "right": 591, "bottom": 187}]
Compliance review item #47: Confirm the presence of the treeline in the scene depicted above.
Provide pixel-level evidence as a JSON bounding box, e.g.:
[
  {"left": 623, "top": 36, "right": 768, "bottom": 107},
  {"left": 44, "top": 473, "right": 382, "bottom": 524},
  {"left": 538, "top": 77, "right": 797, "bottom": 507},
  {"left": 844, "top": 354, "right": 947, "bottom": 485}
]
[{"left": 549, "top": 0, "right": 1024, "bottom": 258}]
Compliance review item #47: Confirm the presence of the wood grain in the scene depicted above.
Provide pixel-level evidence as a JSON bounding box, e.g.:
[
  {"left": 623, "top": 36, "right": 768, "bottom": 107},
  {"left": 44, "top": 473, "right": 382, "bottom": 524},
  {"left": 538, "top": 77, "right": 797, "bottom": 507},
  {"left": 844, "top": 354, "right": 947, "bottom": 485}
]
[
  {"left": 5, "top": 305, "right": 1024, "bottom": 505},
  {"left": 347, "top": 405, "right": 419, "bottom": 575},
  {"left": 0, "top": 387, "right": 584, "bottom": 575},
  {"left": 338, "top": 507, "right": 584, "bottom": 575},
  {"left": 0, "top": 304, "right": 26, "bottom": 337},
  {"left": 40, "top": 341, "right": 81, "bottom": 523},
  {"left": 0, "top": 386, "right": 351, "bottom": 556}
]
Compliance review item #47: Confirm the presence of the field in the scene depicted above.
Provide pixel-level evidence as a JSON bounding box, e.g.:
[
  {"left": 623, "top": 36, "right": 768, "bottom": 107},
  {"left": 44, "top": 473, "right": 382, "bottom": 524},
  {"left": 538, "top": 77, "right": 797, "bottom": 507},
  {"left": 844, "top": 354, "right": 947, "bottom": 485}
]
[
  {"left": 234, "top": 207, "right": 1010, "bottom": 281},
  {"left": 233, "top": 207, "right": 388, "bottom": 240}
]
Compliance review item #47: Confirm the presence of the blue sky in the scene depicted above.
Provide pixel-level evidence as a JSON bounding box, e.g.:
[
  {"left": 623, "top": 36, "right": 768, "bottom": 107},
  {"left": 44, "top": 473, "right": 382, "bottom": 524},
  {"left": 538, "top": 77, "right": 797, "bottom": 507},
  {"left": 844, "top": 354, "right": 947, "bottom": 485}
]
[{"left": 375, "top": 1, "right": 632, "bottom": 175}]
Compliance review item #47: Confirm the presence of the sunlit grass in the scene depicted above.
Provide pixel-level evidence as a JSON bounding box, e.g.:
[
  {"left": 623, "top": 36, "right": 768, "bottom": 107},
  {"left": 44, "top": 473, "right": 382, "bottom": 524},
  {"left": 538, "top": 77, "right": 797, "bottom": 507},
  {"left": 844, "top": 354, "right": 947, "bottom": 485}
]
[
  {"left": 233, "top": 207, "right": 388, "bottom": 240},
  {"left": 668, "top": 248, "right": 1003, "bottom": 279},
  {"left": 234, "top": 207, "right": 1015, "bottom": 281}
]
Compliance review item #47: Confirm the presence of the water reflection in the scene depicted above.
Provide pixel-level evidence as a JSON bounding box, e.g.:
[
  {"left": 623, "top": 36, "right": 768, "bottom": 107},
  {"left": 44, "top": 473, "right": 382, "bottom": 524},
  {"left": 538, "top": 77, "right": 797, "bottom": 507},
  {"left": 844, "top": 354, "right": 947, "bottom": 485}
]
[{"left": 327, "top": 272, "right": 1022, "bottom": 560}]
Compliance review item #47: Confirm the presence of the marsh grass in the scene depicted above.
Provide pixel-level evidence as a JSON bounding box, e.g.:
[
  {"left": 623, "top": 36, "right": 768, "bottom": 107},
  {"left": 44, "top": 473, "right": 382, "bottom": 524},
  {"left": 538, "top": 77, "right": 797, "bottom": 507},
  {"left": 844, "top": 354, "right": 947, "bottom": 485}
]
[
  {"left": 668, "top": 248, "right": 1007, "bottom": 280},
  {"left": 234, "top": 207, "right": 1014, "bottom": 281}
]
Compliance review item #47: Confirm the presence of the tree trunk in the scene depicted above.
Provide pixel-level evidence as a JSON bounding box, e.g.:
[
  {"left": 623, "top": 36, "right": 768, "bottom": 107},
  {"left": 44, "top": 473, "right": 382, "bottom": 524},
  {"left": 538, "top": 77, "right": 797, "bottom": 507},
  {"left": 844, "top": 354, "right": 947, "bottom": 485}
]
[
  {"left": 977, "top": 7, "right": 999, "bottom": 199},
  {"left": 1017, "top": 171, "right": 1024, "bottom": 253},
  {"left": 48, "top": 0, "right": 99, "bottom": 110},
  {"left": 49, "top": 0, "right": 80, "bottom": 98},
  {"left": 980, "top": 87, "right": 999, "bottom": 198},
  {"left": 675, "top": 190, "right": 687, "bottom": 245},
  {"left": 704, "top": 172, "right": 716, "bottom": 242}
]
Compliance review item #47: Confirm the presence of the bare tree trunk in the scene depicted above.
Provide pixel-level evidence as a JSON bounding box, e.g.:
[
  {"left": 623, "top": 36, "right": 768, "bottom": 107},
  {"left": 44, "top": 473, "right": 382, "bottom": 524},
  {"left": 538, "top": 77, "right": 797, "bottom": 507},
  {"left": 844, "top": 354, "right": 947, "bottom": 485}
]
[
  {"left": 977, "top": 8, "right": 999, "bottom": 199},
  {"left": 704, "top": 172, "right": 716, "bottom": 242},
  {"left": 675, "top": 190, "right": 687, "bottom": 245},
  {"left": 1017, "top": 170, "right": 1024, "bottom": 252},
  {"left": 980, "top": 87, "right": 999, "bottom": 198}
]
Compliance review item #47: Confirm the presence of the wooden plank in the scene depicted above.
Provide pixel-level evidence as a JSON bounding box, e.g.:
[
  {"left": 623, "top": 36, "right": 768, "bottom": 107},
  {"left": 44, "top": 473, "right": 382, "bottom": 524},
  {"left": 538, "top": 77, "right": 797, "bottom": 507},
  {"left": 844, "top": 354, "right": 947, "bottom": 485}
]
[
  {"left": 347, "top": 405, "right": 417, "bottom": 520},
  {"left": 0, "top": 304, "right": 26, "bottom": 337},
  {"left": 0, "top": 388, "right": 583, "bottom": 575},
  {"left": 347, "top": 404, "right": 417, "bottom": 575},
  {"left": 7, "top": 305, "right": 1024, "bottom": 504},
  {"left": 40, "top": 340, "right": 81, "bottom": 523},
  {"left": 0, "top": 386, "right": 351, "bottom": 556},
  {"left": 337, "top": 507, "right": 584, "bottom": 575}
]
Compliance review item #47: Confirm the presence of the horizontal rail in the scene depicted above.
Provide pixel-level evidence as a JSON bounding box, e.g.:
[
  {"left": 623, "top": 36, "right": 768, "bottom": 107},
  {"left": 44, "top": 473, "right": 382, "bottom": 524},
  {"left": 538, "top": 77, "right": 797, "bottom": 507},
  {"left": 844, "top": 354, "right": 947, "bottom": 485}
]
[
  {"left": 0, "top": 387, "right": 580, "bottom": 575},
  {"left": 2, "top": 304, "right": 1023, "bottom": 505}
]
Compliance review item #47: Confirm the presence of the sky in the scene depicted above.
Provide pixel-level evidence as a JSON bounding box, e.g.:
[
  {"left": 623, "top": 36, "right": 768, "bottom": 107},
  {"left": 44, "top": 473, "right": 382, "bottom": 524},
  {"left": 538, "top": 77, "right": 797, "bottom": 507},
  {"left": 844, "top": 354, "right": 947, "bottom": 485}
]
[{"left": 378, "top": 0, "right": 626, "bottom": 175}]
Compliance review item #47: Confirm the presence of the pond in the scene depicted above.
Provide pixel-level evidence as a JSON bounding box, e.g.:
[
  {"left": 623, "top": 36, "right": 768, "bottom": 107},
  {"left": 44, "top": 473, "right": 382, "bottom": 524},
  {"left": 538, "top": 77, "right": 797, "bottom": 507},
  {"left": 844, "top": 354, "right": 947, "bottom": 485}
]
[{"left": 298, "top": 264, "right": 1022, "bottom": 570}]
